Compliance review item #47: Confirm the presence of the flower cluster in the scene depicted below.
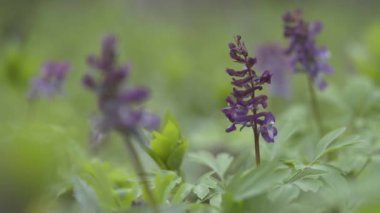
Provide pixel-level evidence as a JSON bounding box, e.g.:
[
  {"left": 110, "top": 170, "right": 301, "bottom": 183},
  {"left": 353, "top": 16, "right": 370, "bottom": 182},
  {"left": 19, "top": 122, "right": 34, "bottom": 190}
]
[
  {"left": 82, "top": 34, "right": 159, "bottom": 135},
  {"left": 222, "top": 36, "right": 277, "bottom": 143},
  {"left": 28, "top": 61, "right": 70, "bottom": 101},
  {"left": 283, "top": 9, "right": 333, "bottom": 89},
  {"left": 256, "top": 43, "right": 292, "bottom": 98}
]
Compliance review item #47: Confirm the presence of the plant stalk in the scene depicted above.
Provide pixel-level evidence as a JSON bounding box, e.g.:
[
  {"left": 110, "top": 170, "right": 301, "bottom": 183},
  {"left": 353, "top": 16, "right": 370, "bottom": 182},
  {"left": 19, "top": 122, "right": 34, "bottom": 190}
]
[
  {"left": 307, "top": 77, "right": 323, "bottom": 136},
  {"left": 251, "top": 84, "right": 260, "bottom": 167},
  {"left": 246, "top": 56, "right": 261, "bottom": 167},
  {"left": 253, "top": 123, "right": 261, "bottom": 167},
  {"left": 123, "top": 137, "right": 159, "bottom": 213}
]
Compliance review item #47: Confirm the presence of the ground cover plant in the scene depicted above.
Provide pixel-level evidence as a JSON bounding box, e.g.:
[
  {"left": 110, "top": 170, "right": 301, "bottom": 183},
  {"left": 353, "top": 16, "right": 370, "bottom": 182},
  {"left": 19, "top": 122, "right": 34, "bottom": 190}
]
[{"left": 1, "top": 1, "right": 380, "bottom": 213}]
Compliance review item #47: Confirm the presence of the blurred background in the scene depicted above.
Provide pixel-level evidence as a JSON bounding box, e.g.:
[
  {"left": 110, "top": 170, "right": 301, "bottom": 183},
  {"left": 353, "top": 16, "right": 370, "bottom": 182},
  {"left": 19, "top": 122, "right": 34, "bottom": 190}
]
[
  {"left": 1, "top": 0, "right": 380, "bottom": 212},
  {"left": 1, "top": 0, "right": 379, "bottom": 122}
]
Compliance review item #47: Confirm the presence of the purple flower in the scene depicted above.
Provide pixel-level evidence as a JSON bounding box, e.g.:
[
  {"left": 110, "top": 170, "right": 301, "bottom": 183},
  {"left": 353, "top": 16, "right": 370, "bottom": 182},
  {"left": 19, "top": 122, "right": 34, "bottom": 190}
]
[
  {"left": 283, "top": 9, "right": 333, "bottom": 90},
  {"left": 222, "top": 35, "right": 277, "bottom": 143},
  {"left": 27, "top": 61, "right": 70, "bottom": 101},
  {"left": 83, "top": 34, "right": 159, "bottom": 136},
  {"left": 256, "top": 43, "right": 292, "bottom": 98}
]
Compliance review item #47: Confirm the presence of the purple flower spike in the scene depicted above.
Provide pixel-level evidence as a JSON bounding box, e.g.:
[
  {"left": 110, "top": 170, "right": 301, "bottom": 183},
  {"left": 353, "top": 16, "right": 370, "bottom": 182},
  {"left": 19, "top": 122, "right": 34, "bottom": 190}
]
[
  {"left": 256, "top": 43, "right": 292, "bottom": 97},
  {"left": 83, "top": 34, "right": 159, "bottom": 136},
  {"left": 28, "top": 61, "right": 70, "bottom": 101},
  {"left": 222, "top": 36, "right": 277, "bottom": 143},
  {"left": 283, "top": 9, "right": 333, "bottom": 90}
]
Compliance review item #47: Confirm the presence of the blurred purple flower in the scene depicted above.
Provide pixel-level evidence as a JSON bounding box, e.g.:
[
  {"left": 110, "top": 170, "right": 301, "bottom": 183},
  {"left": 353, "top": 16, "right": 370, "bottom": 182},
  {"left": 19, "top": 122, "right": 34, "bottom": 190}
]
[
  {"left": 256, "top": 43, "right": 292, "bottom": 98},
  {"left": 83, "top": 34, "right": 159, "bottom": 136},
  {"left": 28, "top": 61, "right": 70, "bottom": 101},
  {"left": 222, "top": 35, "right": 277, "bottom": 143},
  {"left": 283, "top": 9, "right": 333, "bottom": 90}
]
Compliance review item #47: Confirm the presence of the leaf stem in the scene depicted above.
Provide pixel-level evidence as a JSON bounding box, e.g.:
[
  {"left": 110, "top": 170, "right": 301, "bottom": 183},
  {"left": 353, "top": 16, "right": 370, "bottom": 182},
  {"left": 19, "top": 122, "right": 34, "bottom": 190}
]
[
  {"left": 123, "top": 137, "right": 160, "bottom": 213},
  {"left": 307, "top": 76, "right": 323, "bottom": 136}
]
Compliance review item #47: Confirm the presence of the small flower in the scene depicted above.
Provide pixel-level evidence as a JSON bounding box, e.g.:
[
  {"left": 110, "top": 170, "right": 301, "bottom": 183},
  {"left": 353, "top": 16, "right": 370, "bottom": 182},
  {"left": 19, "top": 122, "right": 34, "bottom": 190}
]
[
  {"left": 83, "top": 34, "right": 159, "bottom": 136},
  {"left": 27, "top": 61, "right": 70, "bottom": 101},
  {"left": 222, "top": 35, "right": 277, "bottom": 143},
  {"left": 255, "top": 43, "right": 292, "bottom": 98},
  {"left": 283, "top": 9, "right": 333, "bottom": 90}
]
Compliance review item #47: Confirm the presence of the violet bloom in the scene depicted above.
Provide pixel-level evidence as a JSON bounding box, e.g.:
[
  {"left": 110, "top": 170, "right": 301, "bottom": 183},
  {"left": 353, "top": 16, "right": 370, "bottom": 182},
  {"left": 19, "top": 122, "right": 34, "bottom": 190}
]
[
  {"left": 28, "top": 61, "right": 70, "bottom": 101},
  {"left": 222, "top": 36, "right": 277, "bottom": 143},
  {"left": 256, "top": 43, "right": 292, "bottom": 98},
  {"left": 82, "top": 34, "right": 159, "bottom": 135},
  {"left": 283, "top": 9, "right": 333, "bottom": 90}
]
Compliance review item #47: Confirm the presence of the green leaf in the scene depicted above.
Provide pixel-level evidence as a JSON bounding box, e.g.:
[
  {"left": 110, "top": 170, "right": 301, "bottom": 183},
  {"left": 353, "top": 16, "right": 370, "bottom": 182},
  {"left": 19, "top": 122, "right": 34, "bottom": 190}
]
[
  {"left": 150, "top": 122, "right": 179, "bottom": 161},
  {"left": 150, "top": 116, "right": 188, "bottom": 171},
  {"left": 227, "top": 163, "right": 287, "bottom": 200},
  {"left": 268, "top": 184, "right": 300, "bottom": 204},
  {"left": 188, "top": 151, "right": 233, "bottom": 180},
  {"left": 215, "top": 153, "right": 234, "bottom": 179},
  {"left": 194, "top": 184, "right": 210, "bottom": 200},
  {"left": 167, "top": 139, "right": 189, "bottom": 170},
  {"left": 80, "top": 161, "right": 135, "bottom": 210},
  {"left": 172, "top": 183, "right": 193, "bottom": 204},
  {"left": 80, "top": 162, "right": 118, "bottom": 209},
  {"left": 221, "top": 193, "right": 244, "bottom": 213},
  {"left": 73, "top": 178, "right": 104, "bottom": 213},
  {"left": 325, "top": 135, "right": 361, "bottom": 154},
  {"left": 199, "top": 172, "right": 219, "bottom": 189},
  {"left": 285, "top": 167, "right": 326, "bottom": 183},
  {"left": 210, "top": 193, "right": 222, "bottom": 208},
  {"left": 270, "top": 119, "right": 300, "bottom": 160},
  {"left": 314, "top": 127, "right": 346, "bottom": 160},
  {"left": 310, "top": 164, "right": 349, "bottom": 192},
  {"left": 293, "top": 178, "right": 323, "bottom": 193},
  {"left": 193, "top": 172, "right": 219, "bottom": 200},
  {"left": 266, "top": 168, "right": 325, "bottom": 209},
  {"left": 114, "top": 188, "right": 135, "bottom": 208},
  {"left": 150, "top": 171, "right": 181, "bottom": 204}
]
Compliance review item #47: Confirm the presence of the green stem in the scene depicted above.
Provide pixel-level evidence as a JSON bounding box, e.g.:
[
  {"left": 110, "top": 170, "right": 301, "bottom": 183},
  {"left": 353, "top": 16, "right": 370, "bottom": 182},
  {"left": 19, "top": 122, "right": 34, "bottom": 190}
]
[
  {"left": 307, "top": 77, "right": 323, "bottom": 136},
  {"left": 123, "top": 138, "right": 159, "bottom": 213},
  {"left": 253, "top": 124, "right": 261, "bottom": 167},
  {"left": 246, "top": 60, "right": 260, "bottom": 167}
]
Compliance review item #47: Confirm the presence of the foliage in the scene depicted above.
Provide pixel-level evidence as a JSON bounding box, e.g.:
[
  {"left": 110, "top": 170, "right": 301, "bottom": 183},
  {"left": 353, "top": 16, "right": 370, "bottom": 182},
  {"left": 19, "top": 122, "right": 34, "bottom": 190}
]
[{"left": 149, "top": 114, "right": 188, "bottom": 172}]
